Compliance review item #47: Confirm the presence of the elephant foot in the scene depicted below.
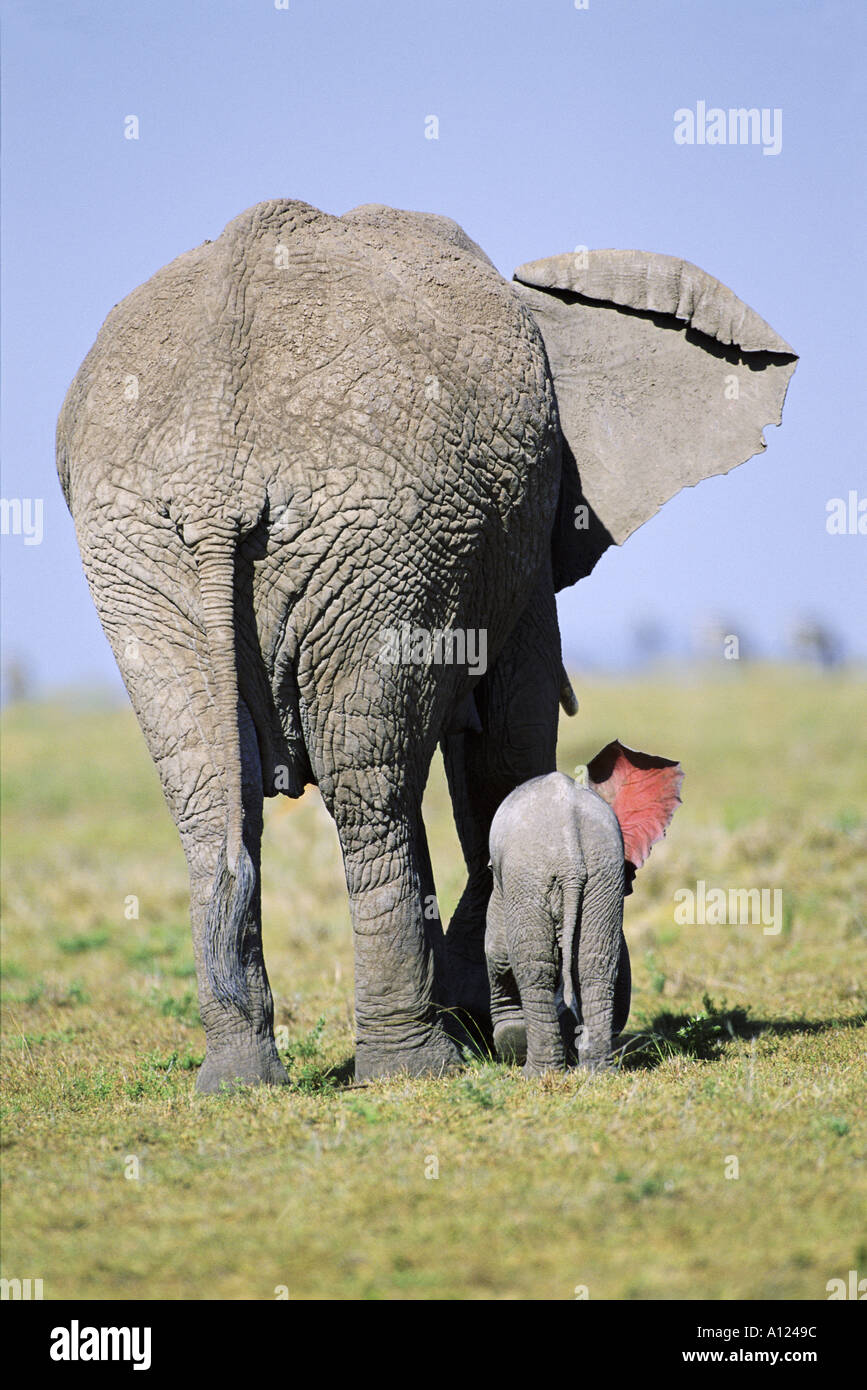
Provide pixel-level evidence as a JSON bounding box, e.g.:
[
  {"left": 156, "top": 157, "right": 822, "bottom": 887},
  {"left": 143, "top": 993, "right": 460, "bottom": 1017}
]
[
  {"left": 522, "top": 1054, "right": 569, "bottom": 1078},
  {"left": 196, "top": 1035, "right": 290, "bottom": 1094},
  {"left": 578, "top": 1052, "right": 614, "bottom": 1075},
  {"left": 354, "top": 1024, "right": 462, "bottom": 1081},
  {"left": 493, "top": 1019, "right": 527, "bottom": 1065},
  {"left": 521, "top": 1034, "right": 567, "bottom": 1077}
]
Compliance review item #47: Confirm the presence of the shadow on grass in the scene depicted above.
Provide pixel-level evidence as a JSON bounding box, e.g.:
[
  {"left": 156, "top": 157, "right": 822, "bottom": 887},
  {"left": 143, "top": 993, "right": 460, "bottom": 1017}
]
[
  {"left": 325, "top": 1056, "right": 357, "bottom": 1087},
  {"left": 244, "top": 1007, "right": 865, "bottom": 1091},
  {"left": 616, "top": 1000, "right": 865, "bottom": 1071}
]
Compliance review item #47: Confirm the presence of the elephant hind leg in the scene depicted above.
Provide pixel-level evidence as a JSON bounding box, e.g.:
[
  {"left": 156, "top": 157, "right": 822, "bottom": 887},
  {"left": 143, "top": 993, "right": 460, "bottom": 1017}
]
[
  {"left": 185, "top": 702, "right": 288, "bottom": 1093},
  {"left": 574, "top": 876, "right": 622, "bottom": 1073},
  {"left": 520, "top": 985, "right": 565, "bottom": 1076},
  {"left": 505, "top": 902, "right": 566, "bottom": 1076},
  {"left": 321, "top": 764, "right": 461, "bottom": 1082},
  {"left": 75, "top": 551, "right": 287, "bottom": 1092},
  {"left": 612, "top": 933, "right": 631, "bottom": 1038}
]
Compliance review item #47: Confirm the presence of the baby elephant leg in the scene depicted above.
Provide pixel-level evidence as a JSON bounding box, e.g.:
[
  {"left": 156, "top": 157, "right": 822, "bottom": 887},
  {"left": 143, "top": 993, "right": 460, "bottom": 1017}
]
[
  {"left": 515, "top": 955, "right": 566, "bottom": 1075},
  {"left": 485, "top": 886, "right": 526, "bottom": 1064},
  {"left": 505, "top": 898, "right": 566, "bottom": 1075},
  {"left": 575, "top": 877, "right": 622, "bottom": 1072}
]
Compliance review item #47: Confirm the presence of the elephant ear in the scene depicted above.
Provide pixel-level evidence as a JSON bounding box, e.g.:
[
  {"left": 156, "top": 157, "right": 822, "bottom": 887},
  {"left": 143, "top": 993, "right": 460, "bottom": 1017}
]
[
  {"left": 512, "top": 250, "right": 798, "bottom": 588},
  {"left": 587, "top": 740, "right": 684, "bottom": 893}
]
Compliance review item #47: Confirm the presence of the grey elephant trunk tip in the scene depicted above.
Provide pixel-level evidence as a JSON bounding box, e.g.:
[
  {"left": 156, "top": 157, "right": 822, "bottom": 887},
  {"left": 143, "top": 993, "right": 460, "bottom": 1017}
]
[{"left": 204, "top": 838, "right": 255, "bottom": 1019}]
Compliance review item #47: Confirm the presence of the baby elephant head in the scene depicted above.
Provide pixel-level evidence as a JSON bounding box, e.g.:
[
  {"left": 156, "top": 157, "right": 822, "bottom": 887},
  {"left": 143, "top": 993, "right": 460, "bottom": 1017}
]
[{"left": 486, "top": 741, "right": 683, "bottom": 1076}]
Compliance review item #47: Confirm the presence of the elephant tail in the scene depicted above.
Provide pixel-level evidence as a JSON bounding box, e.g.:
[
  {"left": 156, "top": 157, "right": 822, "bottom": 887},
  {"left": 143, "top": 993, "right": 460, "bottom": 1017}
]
[
  {"left": 560, "top": 879, "right": 583, "bottom": 1020},
  {"left": 559, "top": 665, "right": 579, "bottom": 716},
  {"left": 196, "top": 535, "right": 255, "bottom": 1019}
]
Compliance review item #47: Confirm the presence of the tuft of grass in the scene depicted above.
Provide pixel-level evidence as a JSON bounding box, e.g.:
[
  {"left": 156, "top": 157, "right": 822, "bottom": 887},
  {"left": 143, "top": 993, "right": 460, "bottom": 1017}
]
[
  {"left": 276, "top": 1016, "right": 346, "bottom": 1093},
  {"left": 122, "top": 1049, "right": 205, "bottom": 1100},
  {"left": 60, "top": 980, "right": 90, "bottom": 1006},
  {"left": 345, "top": 1098, "right": 382, "bottom": 1124},
  {"left": 643, "top": 951, "right": 667, "bottom": 995},
  {"left": 0, "top": 960, "right": 29, "bottom": 980},
  {"left": 622, "top": 995, "right": 753, "bottom": 1066},
  {"left": 150, "top": 989, "right": 199, "bottom": 1028},
  {"left": 284, "top": 1015, "right": 327, "bottom": 1060},
  {"left": 6, "top": 1027, "right": 79, "bottom": 1049},
  {"left": 57, "top": 931, "right": 111, "bottom": 955},
  {"left": 292, "top": 1064, "right": 338, "bottom": 1095},
  {"left": 1, "top": 980, "right": 46, "bottom": 1005},
  {"left": 825, "top": 1117, "right": 850, "bottom": 1137},
  {"left": 454, "top": 1068, "right": 505, "bottom": 1110}
]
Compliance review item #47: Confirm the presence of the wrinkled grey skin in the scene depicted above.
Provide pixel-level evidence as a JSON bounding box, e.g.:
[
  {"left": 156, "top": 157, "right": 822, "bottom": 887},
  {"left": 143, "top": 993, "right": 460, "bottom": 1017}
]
[
  {"left": 486, "top": 774, "right": 627, "bottom": 1075},
  {"left": 57, "top": 199, "right": 796, "bottom": 1091}
]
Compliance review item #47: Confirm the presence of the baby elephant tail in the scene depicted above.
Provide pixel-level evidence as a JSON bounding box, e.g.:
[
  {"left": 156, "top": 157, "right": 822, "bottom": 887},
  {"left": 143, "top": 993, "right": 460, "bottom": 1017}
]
[{"left": 559, "top": 879, "right": 583, "bottom": 1020}]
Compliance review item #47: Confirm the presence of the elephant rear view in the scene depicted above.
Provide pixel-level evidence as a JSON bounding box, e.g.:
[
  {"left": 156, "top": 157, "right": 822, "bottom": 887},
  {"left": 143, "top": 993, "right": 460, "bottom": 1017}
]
[
  {"left": 56, "top": 199, "right": 561, "bottom": 1089},
  {"left": 56, "top": 196, "right": 793, "bottom": 1092},
  {"left": 486, "top": 743, "right": 683, "bottom": 1074}
]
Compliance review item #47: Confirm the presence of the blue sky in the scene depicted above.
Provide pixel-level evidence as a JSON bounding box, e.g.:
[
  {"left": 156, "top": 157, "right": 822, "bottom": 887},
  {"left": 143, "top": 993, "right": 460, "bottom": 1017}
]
[{"left": 1, "top": 0, "right": 864, "bottom": 693}]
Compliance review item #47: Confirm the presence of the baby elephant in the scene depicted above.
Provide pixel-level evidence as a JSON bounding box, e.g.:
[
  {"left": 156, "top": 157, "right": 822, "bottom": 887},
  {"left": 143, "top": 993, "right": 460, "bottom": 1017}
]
[{"left": 485, "top": 741, "right": 683, "bottom": 1075}]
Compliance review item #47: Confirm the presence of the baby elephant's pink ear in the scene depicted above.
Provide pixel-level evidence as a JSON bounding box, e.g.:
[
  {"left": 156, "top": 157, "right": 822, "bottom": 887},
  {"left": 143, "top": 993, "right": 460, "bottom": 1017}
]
[{"left": 587, "top": 740, "right": 684, "bottom": 873}]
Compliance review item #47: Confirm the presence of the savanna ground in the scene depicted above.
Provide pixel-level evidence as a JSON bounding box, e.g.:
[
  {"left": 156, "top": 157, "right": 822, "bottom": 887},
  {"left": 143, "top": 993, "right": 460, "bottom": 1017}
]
[{"left": 1, "top": 666, "right": 865, "bottom": 1301}]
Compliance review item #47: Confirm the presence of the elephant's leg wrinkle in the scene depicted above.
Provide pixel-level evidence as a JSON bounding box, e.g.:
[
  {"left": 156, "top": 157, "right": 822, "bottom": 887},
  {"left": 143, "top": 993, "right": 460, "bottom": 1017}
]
[
  {"left": 574, "top": 873, "right": 622, "bottom": 1074},
  {"left": 192, "top": 849, "right": 288, "bottom": 1093},
  {"left": 84, "top": 599, "right": 286, "bottom": 1092},
  {"left": 517, "top": 965, "right": 566, "bottom": 1076},
  {"left": 329, "top": 778, "right": 461, "bottom": 1081},
  {"left": 411, "top": 807, "right": 447, "bottom": 1004},
  {"left": 190, "top": 703, "right": 288, "bottom": 1092},
  {"left": 576, "top": 981, "right": 617, "bottom": 1074},
  {"left": 612, "top": 933, "right": 632, "bottom": 1039},
  {"left": 498, "top": 879, "right": 567, "bottom": 1074}
]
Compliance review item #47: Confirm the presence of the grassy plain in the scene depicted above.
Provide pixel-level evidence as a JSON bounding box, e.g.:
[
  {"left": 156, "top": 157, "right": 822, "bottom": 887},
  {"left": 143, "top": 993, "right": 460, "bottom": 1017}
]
[{"left": 1, "top": 667, "right": 865, "bottom": 1300}]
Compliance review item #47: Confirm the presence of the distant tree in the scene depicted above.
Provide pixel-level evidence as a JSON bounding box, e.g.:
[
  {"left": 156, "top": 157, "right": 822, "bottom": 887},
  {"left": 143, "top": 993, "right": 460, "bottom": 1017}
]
[
  {"left": 791, "top": 617, "right": 845, "bottom": 669},
  {"left": 631, "top": 617, "right": 666, "bottom": 667},
  {"left": 2, "top": 654, "right": 35, "bottom": 704},
  {"left": 694, "top": 615, "right": 752, "bottom": 664}
]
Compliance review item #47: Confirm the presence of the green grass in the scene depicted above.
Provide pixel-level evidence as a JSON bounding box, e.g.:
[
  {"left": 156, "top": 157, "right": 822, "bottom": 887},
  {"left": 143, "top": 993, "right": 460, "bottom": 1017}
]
[{"left": 1, "top": 666, "right": 865, "bottom": 1300}]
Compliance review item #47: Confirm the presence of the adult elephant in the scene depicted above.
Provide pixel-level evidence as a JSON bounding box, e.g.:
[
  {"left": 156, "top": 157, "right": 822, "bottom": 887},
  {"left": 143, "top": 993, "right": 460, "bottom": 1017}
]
[{"left": 57, "top": 200, "right": 797, "bottom": 1089}]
